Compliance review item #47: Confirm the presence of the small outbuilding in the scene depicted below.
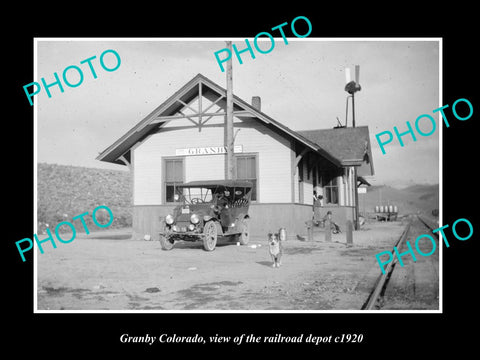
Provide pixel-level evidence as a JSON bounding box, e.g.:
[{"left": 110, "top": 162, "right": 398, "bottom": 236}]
[{"left": 97, "top": 73, "right": 374, "bottom": 240}]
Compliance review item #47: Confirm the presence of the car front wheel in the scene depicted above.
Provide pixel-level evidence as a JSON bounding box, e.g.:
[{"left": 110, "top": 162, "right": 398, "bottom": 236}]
[
  {"left": 203, "top": 221, "right": 218, "bottom": 251},
  {"left": 159, "top": 234, "right": 174, "bottom": 250}
]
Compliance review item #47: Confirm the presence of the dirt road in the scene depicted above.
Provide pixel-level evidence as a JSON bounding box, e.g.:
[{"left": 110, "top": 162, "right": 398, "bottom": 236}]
[{"left": 36, "top": 221, "right": 436, "bottom": 311}]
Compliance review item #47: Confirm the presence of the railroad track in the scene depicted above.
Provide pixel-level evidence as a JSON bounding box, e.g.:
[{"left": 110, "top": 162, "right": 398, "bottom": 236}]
[
  {"left": 361, "top": 214, "right": 439, "bottom": 310},
  {"left": 416, "top": 214, "right": 439, "bottom": 238},
  {"left": 361, "top": 219, "right": 411, "bottom": 310}
]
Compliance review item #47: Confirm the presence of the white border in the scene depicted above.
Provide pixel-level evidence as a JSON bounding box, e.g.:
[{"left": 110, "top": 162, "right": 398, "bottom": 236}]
[{"left": 33, "top": 37, "right": 443, "bottom": 314}]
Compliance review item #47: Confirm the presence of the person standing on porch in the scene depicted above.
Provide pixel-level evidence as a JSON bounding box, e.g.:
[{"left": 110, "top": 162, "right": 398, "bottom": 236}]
[{"left": 312, "top": 191, "right": 323, "bottom": 223}]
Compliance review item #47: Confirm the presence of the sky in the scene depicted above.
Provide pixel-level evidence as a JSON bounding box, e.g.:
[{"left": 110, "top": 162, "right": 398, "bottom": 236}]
[{"left": 35, "top": 39, "right": 440, "bottom": 188}]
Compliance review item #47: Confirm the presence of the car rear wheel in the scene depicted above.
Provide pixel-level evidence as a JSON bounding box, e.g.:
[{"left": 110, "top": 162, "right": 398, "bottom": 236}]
[
  {"left": 203, "top": 221, "right": 218, "bottom": 251},
  {"left": 239, "top": 218, "right": 249, "bottom": 245},
  {"left": 159, "top": 235, "right": 174, "bottom": 250}
]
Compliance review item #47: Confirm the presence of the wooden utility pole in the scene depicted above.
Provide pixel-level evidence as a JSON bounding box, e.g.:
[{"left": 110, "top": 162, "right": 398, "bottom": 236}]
[
  {"left": 345, "top": 65, "right": 361, "bottom": 230},
  {"left": 353, "top": 97, "right": 359, "bottom": 230},
  {"left": 226, "top": 41, "right": 235, "bottom": 180},
  {"left": 353, "top": 65, "right": 361, "bottom": 230}
]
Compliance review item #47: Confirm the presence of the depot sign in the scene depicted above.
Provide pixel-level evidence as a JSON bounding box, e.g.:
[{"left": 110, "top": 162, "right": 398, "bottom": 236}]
[{"left": 176, "top": 145, "right": 243, "bottom": 156}]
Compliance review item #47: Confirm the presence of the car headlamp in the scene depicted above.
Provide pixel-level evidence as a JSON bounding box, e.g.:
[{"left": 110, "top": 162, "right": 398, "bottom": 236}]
[
  {"left": 190, "top": 213, "right": 200, "bottom": 224},
  {"left": 165, "top": 214, "right": 174, "bottom": 225}
]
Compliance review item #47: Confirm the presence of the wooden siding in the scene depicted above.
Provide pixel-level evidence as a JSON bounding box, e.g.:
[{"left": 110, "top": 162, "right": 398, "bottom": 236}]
[
  {"left": 132, "top": 138, "right": 163, "bottom": 205},
  {"left": 234, "top": 118, "right": 291, "bottom": 203},
  {"left": 292, "top": 155, "right": 314, "bottom": 205},
  {"left": 185, "top": 154, "right": 225, "bottom": 182},
  {"left": 131, "top": 203, "right": 355, "bottom": 241},
  {"left": 345, "top": 167, "right": 355, "bottom": 207},
  {"left": 132, "top": 203, "right": 314, "bottom": 241},
  {"left": 132, "top": 205, "right": 176, "bottom": 240},
  {"left": 247, "top": 203, "right": 313, "bottom": 238},
  {"left": 302, "top": 163, "right": 313, "bottom": 206},
  {"left": 338, "top": 175, "right": 345, "bottom": 206},
  {"left": 132, "top": 115, "right": 293, "bottom": 205},
  {"left": 293, "top": 167, "right": 299, "bottom": 203}
]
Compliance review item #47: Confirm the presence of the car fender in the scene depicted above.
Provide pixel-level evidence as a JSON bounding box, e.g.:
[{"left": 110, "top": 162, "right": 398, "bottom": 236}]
[
  {"left": 159, "top": 219, "right": 167, "bottom": 235},
  {"left": 232, "top": 214, "right": 249, "bottom": 232},
  {"left": 215, "top": 221, "right": 224, "bottom": 235},
  {"left": 236, "top": 213, "right": 250, "bottom": 223},
  {"left": 203, "top": 215, "right": 213, "bottom": 222}
]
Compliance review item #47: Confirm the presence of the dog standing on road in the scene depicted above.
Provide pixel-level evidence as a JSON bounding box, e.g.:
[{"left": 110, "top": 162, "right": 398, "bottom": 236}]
[{"left": 268, "top": 232, "right": 283, "bottom": 268}]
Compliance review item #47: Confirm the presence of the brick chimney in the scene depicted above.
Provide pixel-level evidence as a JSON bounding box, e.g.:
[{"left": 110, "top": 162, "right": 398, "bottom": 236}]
[{"left": 251, "top": 96, "right": 261, "bottom": 111}]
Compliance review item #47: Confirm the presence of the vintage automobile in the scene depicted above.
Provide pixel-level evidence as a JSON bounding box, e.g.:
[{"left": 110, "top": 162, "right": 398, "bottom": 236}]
[{"left": 159, "top": 180, "right": 252, "bottom": 251}]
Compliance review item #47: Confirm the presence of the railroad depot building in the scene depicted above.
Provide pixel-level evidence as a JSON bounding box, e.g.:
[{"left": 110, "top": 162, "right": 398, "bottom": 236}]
[{"left": 97, "top": 74, "right": 374, "bottom": 240}]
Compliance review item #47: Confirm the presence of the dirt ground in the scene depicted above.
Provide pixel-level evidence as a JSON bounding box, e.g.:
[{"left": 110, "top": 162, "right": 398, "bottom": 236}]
[
  {"left": 381, "top": 216, "right": 440, "bottom": 310},
  {"left": 36, "top": 219, "right": 436, "bottom": 311}
]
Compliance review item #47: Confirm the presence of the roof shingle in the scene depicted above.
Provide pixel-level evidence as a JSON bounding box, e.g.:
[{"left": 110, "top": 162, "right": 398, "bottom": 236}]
[{"left": 298, "top": 126, "right": 374, "bottom": 175}]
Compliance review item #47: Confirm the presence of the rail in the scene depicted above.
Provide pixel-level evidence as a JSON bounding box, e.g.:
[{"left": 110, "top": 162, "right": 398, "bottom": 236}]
[
  {"left": 361, "top": 219, "right": 411, "bottom": 310},
  {"left": 416, "top": 214, "right": 439, "bottom": 238}
]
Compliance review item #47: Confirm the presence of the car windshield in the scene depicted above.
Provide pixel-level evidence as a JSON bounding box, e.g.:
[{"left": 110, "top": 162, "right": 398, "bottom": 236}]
[{"left": 176, "top": 187, "right": 214, "bottom": 204}]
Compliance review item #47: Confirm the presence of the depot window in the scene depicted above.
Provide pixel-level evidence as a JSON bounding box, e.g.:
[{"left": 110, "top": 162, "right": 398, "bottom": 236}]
[
  {"left": 236, "top": 155, "right": 257, "bottom": 201},
  {"left": 164, "top": 158, "right": 184, "bottom": 203},
  {"left": 324, "top": 176, "right": 339, "bottom": 205}
]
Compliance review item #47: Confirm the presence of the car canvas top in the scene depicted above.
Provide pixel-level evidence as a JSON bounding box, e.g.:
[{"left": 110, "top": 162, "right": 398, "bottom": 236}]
[{"left": 177, "top": 180, "right": 253, "bottom": 189}]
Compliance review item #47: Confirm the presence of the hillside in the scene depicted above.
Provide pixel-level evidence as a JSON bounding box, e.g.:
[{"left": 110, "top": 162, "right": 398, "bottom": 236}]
[
  {"left": 359, "top": 183, "right": 439, "bottom": 217},
  {"left": 37, "top": 163, "right": 132, "bottom": 233},
  {"left": 37, "top": 162, "right": 440, "bottom": 233}
]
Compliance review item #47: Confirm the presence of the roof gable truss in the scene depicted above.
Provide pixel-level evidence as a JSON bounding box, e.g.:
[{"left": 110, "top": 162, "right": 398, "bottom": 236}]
[
  {"left": 149, "top": 79, "right": 255, "bottom": 132},
  {"left": 96, "top": 73, "right": 342, "bottom": 167}
]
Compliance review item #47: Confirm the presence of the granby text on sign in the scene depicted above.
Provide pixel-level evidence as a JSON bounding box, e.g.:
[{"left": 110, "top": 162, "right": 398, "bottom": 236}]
[{"left": 175, "top": 145, "right": 243, "bottom": 156}]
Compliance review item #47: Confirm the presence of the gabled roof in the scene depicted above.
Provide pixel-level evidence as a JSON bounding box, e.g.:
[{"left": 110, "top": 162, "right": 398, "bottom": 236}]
[
  {"left": 298, "top": 126, "right": 375, "bottom": 176},
  {"left": 96, "top": 73, "right": 342, "bottom": 167}
]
